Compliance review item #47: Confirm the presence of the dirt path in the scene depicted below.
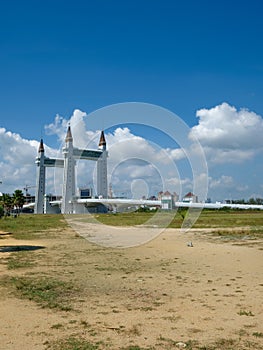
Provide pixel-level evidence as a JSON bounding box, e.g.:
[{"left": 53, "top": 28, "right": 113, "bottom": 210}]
[{"left": 0, "top": 224, "right": 262, "bottom": 349}]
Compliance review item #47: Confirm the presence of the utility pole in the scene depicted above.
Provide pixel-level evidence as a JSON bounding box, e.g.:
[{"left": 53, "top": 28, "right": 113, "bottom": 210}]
[{"left": 24, "top": 185, "right": 35, "bottom": 196}]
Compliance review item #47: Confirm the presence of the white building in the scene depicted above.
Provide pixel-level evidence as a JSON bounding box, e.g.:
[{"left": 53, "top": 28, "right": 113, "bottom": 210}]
[{"left": 182, "top": 192, "right": 198, "bottom": 203}]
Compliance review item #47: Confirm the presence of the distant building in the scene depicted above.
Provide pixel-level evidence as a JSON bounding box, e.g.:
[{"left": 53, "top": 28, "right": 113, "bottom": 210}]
[
  {"left": 160, "top": 191, "right": 175, "bottom": 210},
  {"left": 182, "top": 192, "right": 198, "bottom": 203},
  {"left": 158, "top": 191, "right": 163, "bottom": 200}
]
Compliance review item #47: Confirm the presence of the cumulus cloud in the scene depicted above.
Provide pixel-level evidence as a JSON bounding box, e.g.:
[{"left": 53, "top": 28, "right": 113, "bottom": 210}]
[
  {"left": 0, "top": 127, "right": 63, "bottom": 194},
  {"left": 189, "top": 102, "right": 263, "bottom": 163},
  {"left": 107, "top": 129, "right": 180, "bottom": 168},
  {"left": 110, "top": 160, "right": 163, "bottom": 198},
  {"left": 3, "top": 103, "right": 261, "bottom": 201},
  {"left": 209, "top": 175, "right": 234, "bottom": 189},
  {"left": 45, "top": 109, "right": 98, "bottom": 149},
  {"left": 0, "top": 128, "right": 41, "bottom": 193},
  {"left": 44, "top": 110, "right": 191, "bottom": 197},
  {"left": 43, "top": 110, "right": 197, "bottom": 198}
]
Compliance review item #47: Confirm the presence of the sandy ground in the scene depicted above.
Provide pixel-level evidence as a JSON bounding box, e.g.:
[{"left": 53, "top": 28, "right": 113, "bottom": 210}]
[{"left": 0, "top": 222, "right": 263, "bottom": 349}]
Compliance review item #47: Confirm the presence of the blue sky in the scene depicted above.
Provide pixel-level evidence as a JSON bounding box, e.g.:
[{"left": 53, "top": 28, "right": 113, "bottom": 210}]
[{"left": 0, "top": 0, "right": 263, "bottom": 201}]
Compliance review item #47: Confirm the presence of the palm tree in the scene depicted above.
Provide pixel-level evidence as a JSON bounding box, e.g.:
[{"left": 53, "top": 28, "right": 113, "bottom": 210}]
[
  {"left": 0, "top": 194, "right": 4, "bottom": 218},
  {"left": 1, "top": 193, "right": 13, "bottom": 216},
  {"left": 13, "top": 189, "right": 25, "bottom": 215},
  {"left": 0, "top": 205, "right": 3, "bottom": 218}
]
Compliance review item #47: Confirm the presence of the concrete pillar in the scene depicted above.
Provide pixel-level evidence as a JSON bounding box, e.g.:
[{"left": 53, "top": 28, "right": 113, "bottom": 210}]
[
  {"left": 61, "top": 126, "right": 76, "bottom": 214},
  {"left": 97, "top": 131, "right": 108, "bottom": 198}
]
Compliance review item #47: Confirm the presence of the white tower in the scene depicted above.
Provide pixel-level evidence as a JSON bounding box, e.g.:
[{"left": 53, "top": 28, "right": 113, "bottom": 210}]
[
  {"left": 34, "top": 139, "right": 46, "bottom": 214},
  {"left": 97, "top": 131, "right": 108, "bottom": 198},
  {"left": 61, "top": 125, "right": 76, "bottom": 214}
]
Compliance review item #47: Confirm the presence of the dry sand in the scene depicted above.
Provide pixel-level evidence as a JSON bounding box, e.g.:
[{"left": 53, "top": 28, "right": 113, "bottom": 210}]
[{"left": 0, "top": 223, "right": 262, "bottom": 349}]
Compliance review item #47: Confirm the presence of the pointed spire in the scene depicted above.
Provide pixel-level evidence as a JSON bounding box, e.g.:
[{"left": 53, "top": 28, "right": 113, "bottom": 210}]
[
  {"left": 99, "top": 130, "right": 106, "bottom": 148},
  {"left": 38, "top": 138, "right": 44, "bottom": 153},
  {"left": 65, "top": 124, "right": 73, "bottom": 142}
]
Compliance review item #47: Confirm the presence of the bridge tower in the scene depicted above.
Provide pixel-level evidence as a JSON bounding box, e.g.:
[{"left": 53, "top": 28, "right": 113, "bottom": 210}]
[
  {"left": 34, "top": 139, "right": 46, "bottom": 214},
  {"left": 97, "top": 131, "right": 108, "bottom": 198},
  {"left": 61, "top": 125, "right": 76, "bottom": 214},
  {"left": 34, "top": 126, "right": 108, "bottom": 214}
]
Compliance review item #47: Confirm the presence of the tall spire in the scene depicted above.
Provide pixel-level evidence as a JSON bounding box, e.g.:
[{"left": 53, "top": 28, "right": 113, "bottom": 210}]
[
  {"left": 35, "top": 138, "right": 46, "bottom": 213},
  {"left": 99, "top": 130, "right": 106, "bottom": 148},
  {"left": 97, "top": 130, "right": 108, "bottom": 198},
  {"left": 38, "top": 138, "right": 44, "bottom": 153},
  {"left": 65, "top": 124, "right": 73, "bottom": 142}
]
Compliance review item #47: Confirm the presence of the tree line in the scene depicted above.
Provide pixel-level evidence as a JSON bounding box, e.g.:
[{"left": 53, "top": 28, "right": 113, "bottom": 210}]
[
  {"left": 0, "top": 190, "right": 25, "bottom": 218},
  {"left": 229, "top": 197, "right": 263, "bottom": 205}
]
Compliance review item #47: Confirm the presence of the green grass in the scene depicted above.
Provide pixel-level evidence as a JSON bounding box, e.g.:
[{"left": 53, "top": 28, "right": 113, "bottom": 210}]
[
  {"left": 85, "top": 212, "right": 157, "bottom": 226},
  {"left": 121, "top": 347, "right": 154, "bottom": 350},
  {"left": 5, "top": 276, "right": 78, "bottom": 311},
  {"left": 199, "top": 338, "right": 241, "bottom": 350},
  {"left": 190, "top": 209, "right": 263, "bottom": 228},
  {"left": 46, "top": 338, "right": 251, "bottom": 350},
  {"left": 6, "top": 252, "right": 36, "bottom": 270},
  {"left": 1, "top": 211, "right": 263, "bottom": 235},
  {"left": 45, "top": 328, "right": 156, "bottom": 349},
  {"left": 252, "top": 332, "right": 263, "bottom": 338},
  {"left": 0, "top": 214, "right": 68, "bottom": 239},
  {"left": 1, "top": 211, "right": 262, "bottom": 243},
  {"left": 87, "top": 209, "right": 263, "bottom": 231},
  {"left": 238, "top": 310, "right": 255, "bottom": 316},
  {"left": 46, "top": 337, "right": 102, "bottom": 350}
]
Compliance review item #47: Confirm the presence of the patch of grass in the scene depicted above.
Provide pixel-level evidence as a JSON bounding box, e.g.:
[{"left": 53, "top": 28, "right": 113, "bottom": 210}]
[
  {"left": 252, "top": 332, "right": 263, "bottom": 337},
  {"left": 80, "top": 212, "right": 157, "bottom": 227},
  {"left": 191, "top": 209, "right": 263, "bottom": 229},
  {"left": 126, "top": 324, "right": 141, "bottom": 336},
  {"left": 213, "top": 338, "right": 238, "bottom": 348},
  {"left": 121, "top": 346, "right": 154, "bottom": 350},
  {"left": 46, "top": 336, "right": 102, "bottom": 350},
  {"left": 80, "top": 320, "right": 90, "bottom": 328},
  {"left": 7, "top": 276, "right": 78, "bottom": 311},
  {"left": 2, "top": 211, "right": 263, "bottom": 238},
  {"left": 51, "top": 323, "right": 64, "bottom": 329},
  {"left": 140, "top": 306, "right": 154, "bottom": 311},
  {"left": 198, "top": 337, "right": 262, "bottom": 350},
  {"left": 162, "top": 315, "right": 182, "bottom": 322},
  {"left": 83, "top": 210, "right": 263, "bottom": 232},
  {"left": 238, "top": 310, "right": 255, "bottom": 316},
  {"left": 157, "top": 335, "right": 177, "bottom": 346},
  {"left": 209, "top": 228, "right": 263, "bottom": 241},
  {"left": 156, "top": 337, "right": 197, "bottom": 349},
  {"left": 0, "top": 214, "right": 67, "bottom": 239},
  {"left": 6, "top": 252, "right": 35, "bottom": 270}
]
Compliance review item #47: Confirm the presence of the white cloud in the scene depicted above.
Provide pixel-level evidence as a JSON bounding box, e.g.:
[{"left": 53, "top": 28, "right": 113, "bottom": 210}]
[
  {"left": 45, "top": 111, "right": 193, "bottom": 198},
  {"left": 0, "top": 127, "right": 64, "bottom": 195},
  {"left": 209, "top": 175, "right": 234, "bottom": 189},
  {"left": 45, "top": 109, "right": 98, "bottom": 150},
  {"left": 2, "top": 103, "right": 261, "bottom": 201},
  {"left": 0, "top": 110, "right": 186, "bottom": 194},
  {"left": 45, "top": 114, "right": 68, "bottom": 141},
  {"left": 168, "top": 148, "right": 186, "bottom": 161},
  {"left": 98, "top": 127, "right": 187, "bottom": 166},
  {"left": 189, "top": 102, "right": 263, "bottom": 163},
  {"left": 207, "top": 149, "right": 254, "bottom": 164},
  {"left": 0, "top": 128, "right": 39, "bottom": 193}
]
